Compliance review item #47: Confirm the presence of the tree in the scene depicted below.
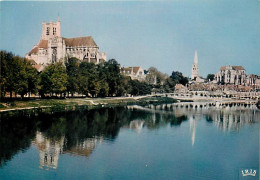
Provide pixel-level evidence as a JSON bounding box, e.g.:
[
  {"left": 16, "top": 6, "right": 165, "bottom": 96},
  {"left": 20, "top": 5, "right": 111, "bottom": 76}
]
[
  {"left": 170, "top": 71, "right": 188, "bottom": 86},
  {"left": 1, "top": 51, "right": 17, "bottom": 98},
  {"left": 78, "top": 62, "right": 99, "bottom": 97},
  {"left": 51, "top": 63, "right": 68, "bottom": 96},
  {"left": 0, "top": 51, "right": 12, "bottom": 99},
  {"left": 14, "top": 57, "right": 29, "bottom": 98},
  {"left": 145, "top": 67, "right": 168, "bottom": 86},
  {"left": 206, "top": 74, "right": 215, "bottom": 82},
  {"left": 97, "top": 64, "right": 110, "bottom": 97},
  {"left": 65, "top": 57, "right": 80, "bottom": 97},
  {"left": 102, "top": 59, "right": 122, "bottom": 96},
  {"left": 39, "top": 62, "right": 67, "bottom": 97},
  {"left": 163, "top": 77, "right": 175, "bottom": 93},
  {"left": 26, "top": 61, "right": 39, "bottom": 97},
  {"left": 129, "top": 79, "right": 151, "bottom": 96}
]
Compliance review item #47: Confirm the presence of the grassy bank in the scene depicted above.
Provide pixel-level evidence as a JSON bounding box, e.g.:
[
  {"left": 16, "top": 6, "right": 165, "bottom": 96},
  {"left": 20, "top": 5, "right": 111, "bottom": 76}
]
[{"left": 0, "top": 96, "right": 178, "bottom": 118}]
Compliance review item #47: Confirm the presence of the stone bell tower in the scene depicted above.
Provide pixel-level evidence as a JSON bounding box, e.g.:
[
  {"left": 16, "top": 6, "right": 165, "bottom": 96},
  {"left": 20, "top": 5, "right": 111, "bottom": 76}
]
[
  {"left": 41, "top": 17, "right": 61, "bottom": 40},
  {"left": 191, "top": 50, "right": 199, "bottom": 80}
]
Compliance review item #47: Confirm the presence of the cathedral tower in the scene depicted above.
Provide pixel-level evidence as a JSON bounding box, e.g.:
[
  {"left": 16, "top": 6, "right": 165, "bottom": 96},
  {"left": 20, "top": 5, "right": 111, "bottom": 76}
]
[
  {"left": 191, "top": 51, "right": 199, "bottom": 80},
  {"left": 41, "top": 17, "right": 61, "bottom": 40}
]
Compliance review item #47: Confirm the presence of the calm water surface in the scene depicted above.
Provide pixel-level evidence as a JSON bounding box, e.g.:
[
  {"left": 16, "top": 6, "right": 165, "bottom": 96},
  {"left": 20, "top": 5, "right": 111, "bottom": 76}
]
[{"left": 0, "top": 102, "right": 259, "bottom": 180}]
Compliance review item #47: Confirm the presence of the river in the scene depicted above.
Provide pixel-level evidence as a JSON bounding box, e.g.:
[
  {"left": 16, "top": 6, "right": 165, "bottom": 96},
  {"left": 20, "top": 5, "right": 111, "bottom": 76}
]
[{"left": 0, "top": 102, "right": 259, "bottom": 179}]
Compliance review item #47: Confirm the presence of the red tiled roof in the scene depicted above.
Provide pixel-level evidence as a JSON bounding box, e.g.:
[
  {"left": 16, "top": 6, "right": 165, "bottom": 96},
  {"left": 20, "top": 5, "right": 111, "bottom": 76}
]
[
  {"left": 28, "top": 40, "right": 48, "bottom": 55},
  {"left": 220, "top": 66, "right": 245, "bottom": 71},
  {"left": 220, "top": 66, "right": 226, "bottom": 70},
  {"left": 63, "top": 36, "right": 97, "bottom": 47},
  {"left": 232, "top": 66, "right": 244, "bottom": 70},
  {"left": 29, "top": 46, "right": 38, "bottom": 55},
  {"left": 38, "top": 40, "right": 48, "bottom": 49}
]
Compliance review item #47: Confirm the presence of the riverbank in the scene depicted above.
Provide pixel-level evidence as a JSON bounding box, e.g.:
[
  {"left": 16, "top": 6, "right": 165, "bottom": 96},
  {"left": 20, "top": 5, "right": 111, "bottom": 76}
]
[
  {"left": 173, "top": 96, "right": 259, "bottom": 103},
  {"left": 0, "top": 96, "right": 178, "bottom": 118}
]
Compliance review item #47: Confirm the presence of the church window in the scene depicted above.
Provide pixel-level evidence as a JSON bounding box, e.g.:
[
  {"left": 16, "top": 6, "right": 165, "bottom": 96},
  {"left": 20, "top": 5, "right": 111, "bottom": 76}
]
[
  {"left": 53, "top": 27, "right": 56, "bottom": 35},
  {"left": 51, "top": 47, "right": 57, "bottom": 63},
  {"left": 46, "top": 27, "right": 50, "bottom": 35},
  {"left": 44, "top": 154, "right": 47, "bottom": 163}
]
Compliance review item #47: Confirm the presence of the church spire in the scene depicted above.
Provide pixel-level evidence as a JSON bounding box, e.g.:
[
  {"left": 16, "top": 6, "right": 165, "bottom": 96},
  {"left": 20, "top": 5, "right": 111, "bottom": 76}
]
[
  {"left": 194, "top": 50, "right": 198, "bottom": 64},
  {"left": 191, "top": 50, "right": 199, "bottom": 80}
]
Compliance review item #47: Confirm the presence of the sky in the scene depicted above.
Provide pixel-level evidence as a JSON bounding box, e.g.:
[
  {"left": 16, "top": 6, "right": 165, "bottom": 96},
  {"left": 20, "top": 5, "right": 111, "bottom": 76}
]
[{"left": 0, "top": 0, "right": 259, "bottom": 77}]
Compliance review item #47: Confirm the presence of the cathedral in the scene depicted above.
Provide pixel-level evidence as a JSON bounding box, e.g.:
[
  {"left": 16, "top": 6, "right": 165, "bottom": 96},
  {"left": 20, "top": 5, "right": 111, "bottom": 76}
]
[{"left": 25, "top": 18, "right": 106, "bottom": 71}]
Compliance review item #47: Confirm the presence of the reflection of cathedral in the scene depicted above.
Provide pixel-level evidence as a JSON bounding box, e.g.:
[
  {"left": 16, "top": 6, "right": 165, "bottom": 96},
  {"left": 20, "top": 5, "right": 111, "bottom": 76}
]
[
  {"left": 32, "top": 132, "right": 64, "bottom": 170},
  {"left": 33, "top": 131, "right": 103, "bottom": 170},
  {"left": 64, "top": 138, "right": 103, "bottom": 158},
  {"left": 129, "top": 120, "right": 145, "bottom": 133}
]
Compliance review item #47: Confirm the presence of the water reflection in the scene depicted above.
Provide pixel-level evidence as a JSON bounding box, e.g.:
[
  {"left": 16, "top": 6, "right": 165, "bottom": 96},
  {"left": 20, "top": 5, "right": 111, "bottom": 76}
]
[
  {"left": 128, "top": 102, "right": 260, "bottom": 145},
  {"left": 0, "top": 103, "right": 259, "bottom": 170},
  {"left": 32, "top": 131, "right": 64, "bottom": 170},
  {"left": 132, "top": 102, "right": 259, "bottom": 132},
  {"left": 190, "top": 116, "right": 197, "bottom": 146},
  {"left": 33, "top": 130, "right": 103, "bottom": 170},
  {"left": 64, "top": 137, "right": 103, "bottom": 158},
  {"left": 129, "top": 120, "right": 145, "bottom": 133}
]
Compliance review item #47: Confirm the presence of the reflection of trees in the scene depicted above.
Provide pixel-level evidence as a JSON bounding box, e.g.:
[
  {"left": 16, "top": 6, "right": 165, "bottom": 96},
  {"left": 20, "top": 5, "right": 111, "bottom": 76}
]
[
  {"left": 0, "top": 107, "right": 128, "bottom": 168},
  {"left": 127, "top": 105, "right": 188, "bottom": 130},
  {"left": 64, "top": 107, "right": 127, "bottom": 149},
  {"left": 170, "top": 115, "right": 188, "bottom": 126},
  {"left": 0, "top": 106, "right": 190, "bottom": 168},
  {"left": 1, "top": 103, "right": 258, "bottom": 169},
  {"left": 0, "top": 115, "right": 37, "bottom": 167}
]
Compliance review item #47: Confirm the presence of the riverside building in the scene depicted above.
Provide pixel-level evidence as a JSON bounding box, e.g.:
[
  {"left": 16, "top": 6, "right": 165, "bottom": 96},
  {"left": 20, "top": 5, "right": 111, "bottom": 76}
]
[{"left": 120, "top": 66, "right": 146, "bottom": 81}]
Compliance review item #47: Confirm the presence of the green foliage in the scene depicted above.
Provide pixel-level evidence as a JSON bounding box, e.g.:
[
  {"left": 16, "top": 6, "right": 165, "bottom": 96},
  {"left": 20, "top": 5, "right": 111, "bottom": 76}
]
[
  {"left": 207, "top": 74, "right": 215, "bottom": 81},
  {"left": 103, "top": 59, "right": 122, "bottom": 96},
  {"left": 129, "top": 79, "right": 151, "bottom": 96},
  {"left": 78, "top": 62, "right": 99, "bottom": 96},
  {"left": 0, "top": 51, "right": 163, "bottom": 99},
  {"left": 39, "top": 62, "right": 67, "bottom": 96},
  {"left": 0, "top": 51, "right": 38, "bottom": 99},
  {"left": 145, "top": 67, "right": 168, "bottom": 87},
  {"left": 163, "top": 77, "right": 175, "bottom": 93},
  {"left": 170, "top": 71, "right": 188, "bottom": 86},
  {"left": 65, "top": 57, "right": 80, "bottom": 96}
]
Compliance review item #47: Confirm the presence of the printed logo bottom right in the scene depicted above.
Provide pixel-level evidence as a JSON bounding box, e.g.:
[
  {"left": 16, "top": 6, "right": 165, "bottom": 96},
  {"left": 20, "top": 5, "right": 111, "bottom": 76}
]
[{"left": 239, "top": 168, "right": 258, "bottom": 180}]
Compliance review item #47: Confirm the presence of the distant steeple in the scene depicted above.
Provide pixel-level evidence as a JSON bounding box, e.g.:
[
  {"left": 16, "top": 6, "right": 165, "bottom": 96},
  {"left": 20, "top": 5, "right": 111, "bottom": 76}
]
[
  {"left": 191, "top": 50, "right": 199, "bottom": 80},
  {"left": 194, "top": 50, "right": 198, "bottom": 64}
]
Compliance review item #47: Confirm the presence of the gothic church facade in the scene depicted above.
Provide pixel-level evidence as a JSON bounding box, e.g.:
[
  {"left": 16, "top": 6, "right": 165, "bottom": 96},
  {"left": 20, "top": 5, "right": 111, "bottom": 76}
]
[{"left": 26, "top": 18, "right": 106, "bottom": 71}]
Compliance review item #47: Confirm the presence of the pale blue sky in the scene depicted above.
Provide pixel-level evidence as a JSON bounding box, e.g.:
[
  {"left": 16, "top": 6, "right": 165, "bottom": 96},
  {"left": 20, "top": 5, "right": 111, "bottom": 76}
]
[{"left": 0, "top": 0, "right": 259, "bottom": 77}]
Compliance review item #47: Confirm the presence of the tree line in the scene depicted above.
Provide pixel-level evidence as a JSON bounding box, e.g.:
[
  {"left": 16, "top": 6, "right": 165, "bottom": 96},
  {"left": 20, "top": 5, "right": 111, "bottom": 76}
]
[{"left": 0, "top": 50, "right": 189, "bottom": 100}]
